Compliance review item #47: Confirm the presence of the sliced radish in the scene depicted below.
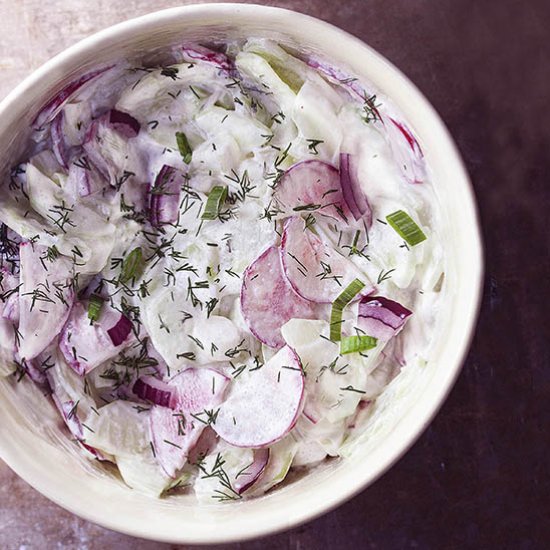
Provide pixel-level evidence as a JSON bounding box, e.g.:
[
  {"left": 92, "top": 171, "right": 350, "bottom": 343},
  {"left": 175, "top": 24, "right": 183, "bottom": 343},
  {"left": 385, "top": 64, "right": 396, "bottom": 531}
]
[
  {"left": 386, "top": 117, "right": 425, "bottom": 184},
  {"left": 240, "top": 245, "right": 317, "bottom": 349},
  {"left": 18, "top": 242, "right": 74, "bottom": 361},
  {"left": 274, "top": 160, "right": 350, "bottom": 222},
  {"left": 213, "top": 345, "right": 304, "bottom": 448},
  {"left": 340, "top": 153, "right": 372, "bottom": 225},
  {"left": 149, "top": 165, "right": 184, "bottom": 227},
  {"left": 150, "top": 367, "right": 229, "bottom": 478},
  {"left": 33, "top": 66, "right": 114, "bottom": 129},
  {"left": 280, "top": 216, "right": 373, "bottom": 303},
  {"left": 357, "top": 295, "right": 412, "bottom": 342},
  {"left": 170, "top": 367, "right": 230, "bottom": 411},
  {"left": 59, "top": 302, "right": 134, "bottom": 375},
  {"left": 187, "top": 426, "right": 219, "bottom": 465},
  {"left": 234, "top": 448, "right": 269, "bottom": 494}
]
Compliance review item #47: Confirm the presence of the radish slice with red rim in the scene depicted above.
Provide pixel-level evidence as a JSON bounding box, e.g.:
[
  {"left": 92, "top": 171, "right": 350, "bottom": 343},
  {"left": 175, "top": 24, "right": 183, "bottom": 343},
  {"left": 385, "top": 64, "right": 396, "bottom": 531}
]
[
  {"left": 150, "top": 367, "right": 229, "bottom": 477},
  {"left": 274, "top": 160, "right": 350, "bottom": 223},
  {"left": 280, "top": 216, "right": 373, "bottom": 304},
  {"left": 240, "top": 245, "right": 317, "bottom": 349},
  {"left": 234, "top": 448, "right": 269, "bottom": 494},
  {"left": 213, "top": 345, "right": 305, "bottom": 448},
  {"left": 357, "top": 295, "right": 412, "bottom": 342},
  {"left": 187, "top": 426, "right": 218, "bottom": 465}
]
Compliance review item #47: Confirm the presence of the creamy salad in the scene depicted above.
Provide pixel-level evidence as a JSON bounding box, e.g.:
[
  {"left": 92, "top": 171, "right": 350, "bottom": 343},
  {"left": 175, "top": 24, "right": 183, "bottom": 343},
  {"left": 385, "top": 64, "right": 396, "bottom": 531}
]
[{"left": 0, "top": 40, "right": 443, "bottom": 500}]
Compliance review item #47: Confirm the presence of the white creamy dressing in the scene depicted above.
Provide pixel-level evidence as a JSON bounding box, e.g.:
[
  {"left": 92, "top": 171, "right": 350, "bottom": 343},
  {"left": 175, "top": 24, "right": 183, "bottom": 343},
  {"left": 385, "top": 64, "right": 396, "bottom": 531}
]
[{"left": 0, "top": 39, "right": 444, "bottom": 501}]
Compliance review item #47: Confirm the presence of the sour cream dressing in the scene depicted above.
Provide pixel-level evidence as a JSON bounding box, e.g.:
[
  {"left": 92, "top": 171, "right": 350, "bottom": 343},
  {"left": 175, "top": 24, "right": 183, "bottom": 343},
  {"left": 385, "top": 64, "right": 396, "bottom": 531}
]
[{"left": 0, "top": 39, "right": 444, "bottom": 500}]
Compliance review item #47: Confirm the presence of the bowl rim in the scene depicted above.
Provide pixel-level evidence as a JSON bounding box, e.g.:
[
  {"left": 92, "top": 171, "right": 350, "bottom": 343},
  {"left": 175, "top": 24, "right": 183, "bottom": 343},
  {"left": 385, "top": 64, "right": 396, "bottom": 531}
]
[{"left": 0, "top": 2, "right": 484, "bottom": 544}]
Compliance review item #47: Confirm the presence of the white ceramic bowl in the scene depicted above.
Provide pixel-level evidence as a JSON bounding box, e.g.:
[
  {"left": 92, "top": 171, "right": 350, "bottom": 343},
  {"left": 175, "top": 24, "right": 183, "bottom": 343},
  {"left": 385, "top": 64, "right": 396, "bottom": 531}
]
[{"left": 0, "top": 4, "right": 483, "bottom": 544}]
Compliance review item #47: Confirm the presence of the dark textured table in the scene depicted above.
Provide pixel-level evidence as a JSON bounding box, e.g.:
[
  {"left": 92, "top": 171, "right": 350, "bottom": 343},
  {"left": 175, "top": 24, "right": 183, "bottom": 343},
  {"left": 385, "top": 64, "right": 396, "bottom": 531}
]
[{"left": 0, "top": 1, "right": 548, "bottom": 548}]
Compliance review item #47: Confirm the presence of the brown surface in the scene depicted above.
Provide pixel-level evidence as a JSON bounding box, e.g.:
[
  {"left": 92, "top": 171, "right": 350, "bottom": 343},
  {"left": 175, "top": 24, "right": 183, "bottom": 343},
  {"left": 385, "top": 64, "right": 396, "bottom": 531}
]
[{"left": 0, "top": 0, "right": 548, "bottom": 548}]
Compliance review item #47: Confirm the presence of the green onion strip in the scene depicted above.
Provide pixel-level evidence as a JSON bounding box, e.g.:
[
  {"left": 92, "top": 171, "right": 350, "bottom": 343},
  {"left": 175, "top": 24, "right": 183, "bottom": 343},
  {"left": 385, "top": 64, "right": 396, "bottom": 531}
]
[
  {"left": 120, "top": 247, "right": 144, "bottom": 284},
  {"left": 329, "top": 278, "right": 365, "bottom": 342},
  {"left": 202, "top": 186, "right": 228, "bottom": 220},
  {"left": 386, "top": 210, "right": 427, "bottom": 246},
  {"left": 87, "top": 294, "right": 104, "bottom": 322},
  {"left": 176, "top": 131, "right": 193, "bottom": 164},
  {"left": 340, "top": 335, "right": 378, "bottom": 355}
]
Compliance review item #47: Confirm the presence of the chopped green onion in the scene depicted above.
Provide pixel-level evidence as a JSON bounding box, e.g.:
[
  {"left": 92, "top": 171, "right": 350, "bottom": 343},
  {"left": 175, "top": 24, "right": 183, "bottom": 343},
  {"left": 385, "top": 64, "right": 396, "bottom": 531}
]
[
  {"left": 340, "top": 335, "right": 378, "bottom": 355},
  {"left": 176, "top": 131, "right": 192, "bottom": 164},
  {"left": 87, "top": 294, "right": 103, "bottom": 322},
  {"left": 120, "top": 247, "right": 143, "bottom": 284},
  {"left": 329, "top": 278, "right": 366, "bottom": 341},
  {"left": 386, "top": 210, "right": 427, "bottom": 246},
  {"left": 201, "top": 186, "right": 228, "bottom": 220}
]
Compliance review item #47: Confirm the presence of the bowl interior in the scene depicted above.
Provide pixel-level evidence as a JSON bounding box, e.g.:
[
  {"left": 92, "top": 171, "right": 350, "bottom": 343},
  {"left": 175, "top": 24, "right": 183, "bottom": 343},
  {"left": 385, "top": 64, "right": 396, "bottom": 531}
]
[{"left": 0, "top": 4, "right": 482, "bottom": 544}]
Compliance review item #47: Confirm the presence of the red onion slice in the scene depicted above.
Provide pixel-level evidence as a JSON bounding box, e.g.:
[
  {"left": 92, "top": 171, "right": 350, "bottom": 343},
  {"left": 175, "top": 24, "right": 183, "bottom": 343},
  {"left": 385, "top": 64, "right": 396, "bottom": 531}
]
[
  {"left": 149, "top": 165, "right": 184, "bottom": 227},
  {"left": 339, "top": 153, "right": 372, "bottom": 225},
  {"left": 59, "top": 303, "right": 134, "bottom": 376},
  {"left": 386, "top": 117, "right": 425, "bottom": 184},
  {"left": 234, "top": 448, "right": 270, "bottom": 494},
  {"left": 107, "top": 314, "right": 133, "bottom": 346},
  {"left": 132, "top": 375, "right": 176, "bottom": 408},
  {"left": 108, "top": 109, "right": 141, "bottom": 138},
  {"left": 33, "top": 66, "right": 114, "bottom": 129},
  {"left": 181, "top": 45, "right": 233, "bottom": 73},
  {"left": 51, "top": 112, "right": 70, "bottom": 168},
  {"left": 357, "top": 296, "right": 412, "bottom": 342}
]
